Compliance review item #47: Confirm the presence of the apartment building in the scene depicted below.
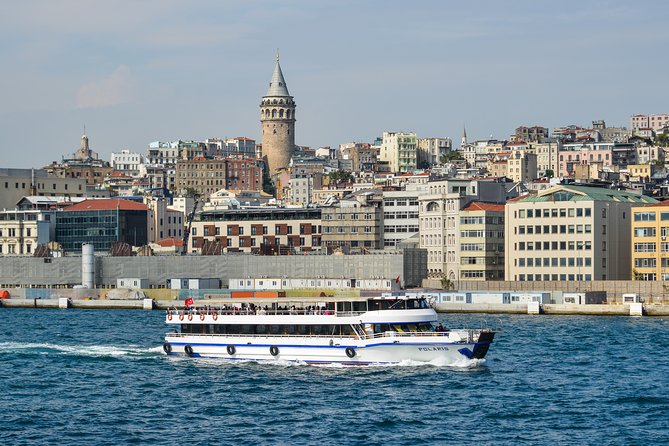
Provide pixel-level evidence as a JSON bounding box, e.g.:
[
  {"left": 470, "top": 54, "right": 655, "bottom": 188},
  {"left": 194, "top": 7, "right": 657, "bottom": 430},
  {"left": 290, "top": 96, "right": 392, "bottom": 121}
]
[
  {"left": 379, "top": 132, "right": 417, "bottom": 173},
  {"left": 190, "top": 208, "right": 322, "bottom": 254},
  {"left": 320, "top": 191, "right": 384, "bottom": 253},
  {"left": 419, "top": 179, "right": 508, "bottom": 278},
  {"left": 505, "top": 185, "right": 657, "bottom": 282},
  {"left": 339, "top": 142, "right": 377, "bottom": 172},
  {"left": 382, "top": 186, "right": 422, "bottom": 248},
  {"left": 0, "top": 209, "right": 56, "bottom": 255},
  {"left": 459, "top": 202, "right": 505, "bottom": 280},
  {"left": 631, "top": 201, "right": 669, "bottom": 281},
  {"left": 110, "top": 150, "right": 144, "bottom": 176},
  {"left": 417, "top": 137, "right": 452, "bottom": 166},
  {"left": 630, "top": 114, "right": 669, "bottom": 132}
]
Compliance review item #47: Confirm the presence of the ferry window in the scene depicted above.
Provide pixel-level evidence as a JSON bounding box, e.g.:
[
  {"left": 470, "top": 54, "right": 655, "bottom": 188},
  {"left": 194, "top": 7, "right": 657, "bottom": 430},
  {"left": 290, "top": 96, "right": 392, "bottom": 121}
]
[
  {"left": 256, "top": 325, "right": 267, "bottom": 334},
  {"left": 353, "top": 302, "right": 367, "bottom": 312},
  {"left": 240, "top": 325, "right": 254, "bottom": 334},
  {"left": 297, "top": 325, "right": 309, "bottom": 335},
  {"left": 269, "top": 325, "right": 280, "bottom": 335}
]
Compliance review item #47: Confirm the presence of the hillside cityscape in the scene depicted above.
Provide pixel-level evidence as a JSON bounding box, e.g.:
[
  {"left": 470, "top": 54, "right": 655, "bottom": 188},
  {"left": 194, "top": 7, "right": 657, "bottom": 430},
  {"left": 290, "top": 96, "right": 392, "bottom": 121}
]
[{"left": 2, "top": 54, "right": 669, "bottom": 287}]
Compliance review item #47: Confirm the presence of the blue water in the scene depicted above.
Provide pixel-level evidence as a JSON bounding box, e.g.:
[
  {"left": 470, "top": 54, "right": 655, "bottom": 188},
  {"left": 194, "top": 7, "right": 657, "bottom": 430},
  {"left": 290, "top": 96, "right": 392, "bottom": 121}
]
[{"left": 1, "top": 310, "right": 668, "bottom": 445}]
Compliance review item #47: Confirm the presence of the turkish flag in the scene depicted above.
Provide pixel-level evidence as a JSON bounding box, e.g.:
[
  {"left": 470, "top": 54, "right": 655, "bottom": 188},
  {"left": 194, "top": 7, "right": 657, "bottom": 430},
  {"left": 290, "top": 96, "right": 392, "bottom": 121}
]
[{"left": 184, "top": 297, "right": 194, "bottom": 307}]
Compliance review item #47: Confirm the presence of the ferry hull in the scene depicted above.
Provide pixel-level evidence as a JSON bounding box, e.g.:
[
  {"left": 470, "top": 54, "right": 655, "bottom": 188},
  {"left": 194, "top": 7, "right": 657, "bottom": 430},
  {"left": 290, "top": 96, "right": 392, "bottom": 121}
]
[{"left": 163, "top": 333, "right": 494, "bottom": 365}]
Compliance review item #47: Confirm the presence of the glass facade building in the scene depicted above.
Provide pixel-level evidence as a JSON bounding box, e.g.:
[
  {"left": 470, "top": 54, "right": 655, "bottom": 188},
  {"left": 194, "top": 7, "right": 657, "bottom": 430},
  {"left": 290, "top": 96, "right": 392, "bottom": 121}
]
[{"left": 56, "top": 209, "right": 148, "bottom": 253}]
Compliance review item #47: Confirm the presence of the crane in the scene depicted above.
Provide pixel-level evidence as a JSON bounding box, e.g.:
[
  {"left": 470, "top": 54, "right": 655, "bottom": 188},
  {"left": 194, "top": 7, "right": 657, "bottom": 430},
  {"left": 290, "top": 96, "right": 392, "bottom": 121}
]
[{"left": 181, "top": 197, "right": 199, "bottom": 256}]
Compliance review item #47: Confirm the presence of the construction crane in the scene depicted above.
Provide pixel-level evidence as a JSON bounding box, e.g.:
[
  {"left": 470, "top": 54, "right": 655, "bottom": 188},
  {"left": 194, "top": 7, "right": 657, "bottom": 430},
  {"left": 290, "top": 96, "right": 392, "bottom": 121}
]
[{"left": 181, "top": 198, "right": 199, "bottom": 256}]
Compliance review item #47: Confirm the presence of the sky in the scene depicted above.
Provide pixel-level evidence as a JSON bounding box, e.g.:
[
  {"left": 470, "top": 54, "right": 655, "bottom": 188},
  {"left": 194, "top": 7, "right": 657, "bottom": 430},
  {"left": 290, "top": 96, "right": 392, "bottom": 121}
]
[{"left": 1, "top": 0, "right": 668, "bottom": 168}]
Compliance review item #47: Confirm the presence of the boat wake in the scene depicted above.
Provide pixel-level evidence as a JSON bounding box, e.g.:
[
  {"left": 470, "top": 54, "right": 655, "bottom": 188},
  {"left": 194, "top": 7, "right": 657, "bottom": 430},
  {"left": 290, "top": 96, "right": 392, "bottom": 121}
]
[
  {"left": 0, "top": 341, "right": 162, "bottom": 358},
  {"left": 177, "top": 355, "right": 487, "bottom": 369}
]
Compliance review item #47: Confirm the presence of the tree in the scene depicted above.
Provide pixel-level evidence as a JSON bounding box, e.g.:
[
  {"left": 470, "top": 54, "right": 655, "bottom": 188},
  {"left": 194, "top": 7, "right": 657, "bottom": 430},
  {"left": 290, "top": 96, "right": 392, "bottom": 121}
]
[
  {"left": 440, "top": 151, "right": 464, "bottom": 164},
  {"left": 418, "top": 161, "right": 431, "bottom": 170},
  {"left": 441, "top": 277, "right": 454, "bottom": 290},
  {"left": 545, "top": 169, "right": 555, "bottom": 178},
  {"left": 261, "top": 157, "right": 276, "bottom": 196},
  {"left": 656, "top": 133, "right": 669, "bottom": 148},
  {"left": 328, "top": 170, "right": 354, "bottom": 185}
]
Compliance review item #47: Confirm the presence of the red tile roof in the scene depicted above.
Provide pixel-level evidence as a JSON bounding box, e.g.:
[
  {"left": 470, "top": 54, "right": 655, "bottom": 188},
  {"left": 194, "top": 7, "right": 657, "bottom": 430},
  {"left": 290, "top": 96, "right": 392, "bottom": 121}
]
[
  {"left": 463, "top": 202, "right": 506, "bottom": 212},
  {"left": 63, "top": 199, "right": 149, "bottom": 212},
  {"left": 646, "top": 199, "right": 669, "bottom": 207},
  {"left": 156, "top": 238, "right": 183, "bottom": 247}
]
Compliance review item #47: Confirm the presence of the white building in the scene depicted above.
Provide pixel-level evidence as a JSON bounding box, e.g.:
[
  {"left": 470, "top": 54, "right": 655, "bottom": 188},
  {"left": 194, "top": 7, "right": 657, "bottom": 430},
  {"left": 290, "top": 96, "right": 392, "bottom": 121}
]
[
  {"left": 382, "top": 185, "right": 423, "bottom": 248},
  {"left": 379, "top": 132, "right": 417, "bottom": 173},
  {"left": 418, "top": 137, "right": 452, "bottom": 166},
  {"left": 110, "top": 150, "right": 144, "bottom": 176}
]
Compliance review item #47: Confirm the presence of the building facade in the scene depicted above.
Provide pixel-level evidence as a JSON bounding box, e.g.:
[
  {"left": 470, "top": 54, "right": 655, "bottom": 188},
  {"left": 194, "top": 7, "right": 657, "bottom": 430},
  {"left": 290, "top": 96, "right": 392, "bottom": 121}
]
[
  {"left": 379, "top": 132, "right": 418, "bottom": 173},
  {"left": 458, "top": 202, "right": 505, "bottom": 280},
  {"left": 505, "top": 185, "right": 656, "bottom": 282},
  {"left": 630, "top": 201, "right": 669, "bottom": 281},
  {"left": 56, "top": 199, "right": 151, "bottom": 253},
  {"left": 260, "top": 52, "right": 296, "bottom": 174},
  {"left": 190, "top": 208, "right": 321, "bottom": 254},
  {"left": 320, "top": 192, "right": 384, "bottom": 253}
]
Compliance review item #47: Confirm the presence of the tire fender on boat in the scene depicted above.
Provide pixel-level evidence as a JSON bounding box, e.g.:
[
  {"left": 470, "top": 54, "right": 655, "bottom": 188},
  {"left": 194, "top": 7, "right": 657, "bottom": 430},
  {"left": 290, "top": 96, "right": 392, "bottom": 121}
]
[
  {"left": 269, "top": 345, "right": 279, "bottom": 356},
  {"left": 163, "top": 343, "right": 172, "bottom": 354},
  {"left": 184, "top": 345, "right": 194, "bottom": 356},
  {"left": 226, "top": 345, "right": 236, "bottom": 355},
  {"left": 345, "top": 347, "right": 356, "bottom": 358}
]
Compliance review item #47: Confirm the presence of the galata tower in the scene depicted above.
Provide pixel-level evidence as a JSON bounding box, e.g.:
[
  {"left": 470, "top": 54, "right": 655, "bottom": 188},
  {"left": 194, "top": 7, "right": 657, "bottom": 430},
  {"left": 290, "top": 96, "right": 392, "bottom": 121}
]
[{"left": 260, "top": 50, "right": 296, "bottom": 174}]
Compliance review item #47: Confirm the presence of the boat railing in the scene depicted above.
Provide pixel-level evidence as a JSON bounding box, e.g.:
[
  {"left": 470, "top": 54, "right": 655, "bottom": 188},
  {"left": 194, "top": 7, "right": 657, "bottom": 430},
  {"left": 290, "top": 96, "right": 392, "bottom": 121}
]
[{"left": 167, "top": 308, "right": 366, "bottom": 317}]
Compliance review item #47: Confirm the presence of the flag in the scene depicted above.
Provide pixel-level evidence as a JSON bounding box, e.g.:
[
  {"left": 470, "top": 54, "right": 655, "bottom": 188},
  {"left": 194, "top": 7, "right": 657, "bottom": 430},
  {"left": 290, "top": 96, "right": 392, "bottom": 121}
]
[
  {"left": 184, "top": 297, "right": 194, "bottom": 307},
  {"left": 395, "top": 275, "right": 400, "bottom": 284}
]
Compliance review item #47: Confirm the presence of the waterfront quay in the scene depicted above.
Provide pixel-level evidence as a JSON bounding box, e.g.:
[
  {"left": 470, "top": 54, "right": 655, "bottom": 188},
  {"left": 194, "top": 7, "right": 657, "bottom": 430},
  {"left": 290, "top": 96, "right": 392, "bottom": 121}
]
[{"left": 3, "top": 297, "right": 669, "bottom": 317}]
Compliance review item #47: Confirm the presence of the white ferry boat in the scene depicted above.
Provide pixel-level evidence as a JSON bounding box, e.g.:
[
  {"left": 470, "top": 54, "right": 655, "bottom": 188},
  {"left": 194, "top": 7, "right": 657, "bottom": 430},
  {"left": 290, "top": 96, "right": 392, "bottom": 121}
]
[{"left": 162, "top": 296, "right": 495, "bottom": 365}]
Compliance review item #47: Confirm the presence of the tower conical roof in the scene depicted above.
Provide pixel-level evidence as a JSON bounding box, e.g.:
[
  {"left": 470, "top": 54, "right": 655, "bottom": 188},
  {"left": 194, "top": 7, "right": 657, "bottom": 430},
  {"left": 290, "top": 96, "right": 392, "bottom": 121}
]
[{"left": 265, "top": 51, "right": 290, "bottom": 97}]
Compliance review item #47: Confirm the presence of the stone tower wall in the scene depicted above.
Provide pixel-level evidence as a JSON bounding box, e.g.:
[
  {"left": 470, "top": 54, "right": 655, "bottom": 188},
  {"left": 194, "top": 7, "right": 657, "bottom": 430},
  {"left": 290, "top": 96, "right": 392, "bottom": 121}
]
[{"left": 261, "top": 99, "right": 295, "bottom": 173}]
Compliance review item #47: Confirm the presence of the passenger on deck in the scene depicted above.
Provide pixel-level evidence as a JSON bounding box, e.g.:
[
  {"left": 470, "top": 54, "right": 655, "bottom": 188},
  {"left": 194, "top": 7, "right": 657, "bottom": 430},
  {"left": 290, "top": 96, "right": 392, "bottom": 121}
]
[{"left": 435, "top": 322, "right": 445, "bottom": 332}]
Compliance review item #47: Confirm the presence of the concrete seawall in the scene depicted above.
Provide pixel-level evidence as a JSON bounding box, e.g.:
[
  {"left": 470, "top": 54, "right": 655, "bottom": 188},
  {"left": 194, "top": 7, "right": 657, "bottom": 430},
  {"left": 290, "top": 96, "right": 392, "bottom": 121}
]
[{"left": 3, "top": 298, "right": 669, "bottom": 315}]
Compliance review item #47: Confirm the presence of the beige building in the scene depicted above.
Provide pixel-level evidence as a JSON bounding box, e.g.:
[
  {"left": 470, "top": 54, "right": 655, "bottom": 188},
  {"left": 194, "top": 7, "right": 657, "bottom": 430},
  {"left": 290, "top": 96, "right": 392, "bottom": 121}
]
[
  {"left": 189, "top": 208, "right": 321, "bottom": 255},
  {"left": 505, "top": 185, "right": 657, "bottom": 282},
  {"left": 630, "top": 201, "right": 669, "bottom": 281},
  {"left": 320, "top": 191, "right": 384, "bottom": 253},
  {"left": 0, "top": 168, "right": 88, "bottom": 210},
  {"left": 459, "top": 202, "right": 505, "bottom": 280},
  {"left": 419, "top": 179, "right": 508, "bottom": 279},
  {"left": 379, "top": 132, "right": 417, "bottom": 173},
  {"left": 417, "top": 137, "right": 452, "bottom": 166},
  {"left": 0, "top": 209, "right": 55, "bottom": 255}
]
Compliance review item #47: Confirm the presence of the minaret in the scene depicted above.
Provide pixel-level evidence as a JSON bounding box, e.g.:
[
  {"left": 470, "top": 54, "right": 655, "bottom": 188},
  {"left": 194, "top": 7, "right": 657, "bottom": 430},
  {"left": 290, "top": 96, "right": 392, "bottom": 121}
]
[
  {"left": 461, "top": 125, "right": 468, "bottom": 147},
  {"left": 260, "top": 50, "right": 296, "bottom": 174}
]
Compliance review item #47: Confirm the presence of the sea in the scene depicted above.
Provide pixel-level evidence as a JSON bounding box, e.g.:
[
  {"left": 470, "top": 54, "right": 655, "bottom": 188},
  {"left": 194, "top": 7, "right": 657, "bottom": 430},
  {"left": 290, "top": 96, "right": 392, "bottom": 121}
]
[{"left": 1, "top": 309, "right": 668, "bottom": 446}]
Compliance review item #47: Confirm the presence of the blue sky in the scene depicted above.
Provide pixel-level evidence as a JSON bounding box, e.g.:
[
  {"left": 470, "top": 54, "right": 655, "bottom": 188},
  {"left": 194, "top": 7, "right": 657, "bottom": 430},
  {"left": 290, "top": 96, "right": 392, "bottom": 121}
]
[{"left": 1, "top": 0, "right": 667, "bottom": 168}]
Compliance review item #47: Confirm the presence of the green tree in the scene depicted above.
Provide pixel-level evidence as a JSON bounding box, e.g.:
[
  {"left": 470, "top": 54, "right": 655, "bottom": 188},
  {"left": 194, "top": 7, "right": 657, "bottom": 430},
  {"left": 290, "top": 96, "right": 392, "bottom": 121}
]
[
  {"left": 328, "top": 170, "right": 354, "bottom": 184},
  {"left": 545, "top": 169, "right": 554, "bottom": 178},
  {"left": 440, "top": 151, "right": 464, "bottom": 163},
  {"left": 441, "top": 277, "right": 454, "bottom": 290},
  {"left": 656, "top": 133, "right": 669, "bottom": 147}
]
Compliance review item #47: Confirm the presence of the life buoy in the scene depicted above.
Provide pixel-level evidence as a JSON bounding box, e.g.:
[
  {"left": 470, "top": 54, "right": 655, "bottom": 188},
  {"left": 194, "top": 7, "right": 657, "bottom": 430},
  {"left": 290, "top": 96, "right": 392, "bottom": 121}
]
[
  {"left": 184, "top": 345, "right": 194, "bottom": 356},
  {"left": 163, "top": 343, "right": 172, "bottom": 354},
  {"left": 212, "top": 312, "right": 218, "bottom": 321},
  {"left": 188, "top": 313, "right": 193, "bottom": 321},
  {"left": 179, "top": 313, "right": 184, "bottom": 321},
  {"left": 226, "top": 345, "right": 236, "bottom": 355},
  {"left": 345, "top": 347, "right": 356, "bottom": 358},
  {"left": 200, "top": 313, "right": 205, "bottom": 321},
  {"left": 269, "top": 345, "right": 279, "bottom": 356},
  {"left": 167, "top": 312, "right": 173, "bottom": 321}
]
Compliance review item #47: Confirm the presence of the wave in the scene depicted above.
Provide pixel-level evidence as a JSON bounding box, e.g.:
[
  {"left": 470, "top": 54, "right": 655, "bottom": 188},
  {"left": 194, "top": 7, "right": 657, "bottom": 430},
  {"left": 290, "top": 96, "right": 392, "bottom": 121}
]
[{"left": 0, "top": 341, "right": 162, "bottom": 358}]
